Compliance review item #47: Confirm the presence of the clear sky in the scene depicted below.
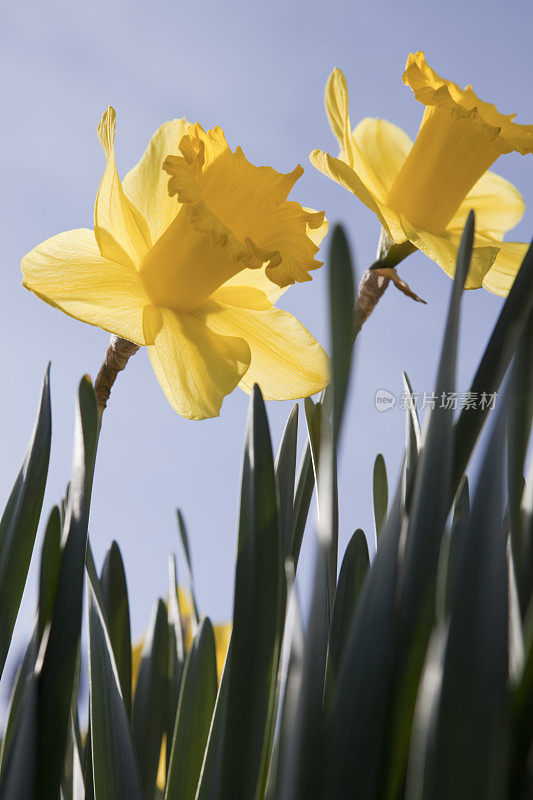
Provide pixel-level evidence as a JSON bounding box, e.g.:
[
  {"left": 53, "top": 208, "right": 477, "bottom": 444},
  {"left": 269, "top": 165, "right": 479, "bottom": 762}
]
[{"left": 2, "top": 0, "right": 533, "bottom": 703}]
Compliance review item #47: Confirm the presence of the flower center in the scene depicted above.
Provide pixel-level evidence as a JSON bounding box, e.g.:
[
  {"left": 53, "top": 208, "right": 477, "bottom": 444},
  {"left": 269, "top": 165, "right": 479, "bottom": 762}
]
[
  {"left": 387, "top": 102, "right": 499, "bottom": 234},
  {"left": 139, "top": 205, "right": 252, "bottom": 313}
]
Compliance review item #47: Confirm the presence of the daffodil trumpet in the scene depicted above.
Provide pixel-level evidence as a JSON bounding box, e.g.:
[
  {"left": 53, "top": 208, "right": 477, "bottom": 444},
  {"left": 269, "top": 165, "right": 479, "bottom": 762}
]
[
  {"left": 22, "top": 109, "right": 330, "bottom": 420},
  {"left": 312, "top": 51, "right": 533, "bottom": 331}
]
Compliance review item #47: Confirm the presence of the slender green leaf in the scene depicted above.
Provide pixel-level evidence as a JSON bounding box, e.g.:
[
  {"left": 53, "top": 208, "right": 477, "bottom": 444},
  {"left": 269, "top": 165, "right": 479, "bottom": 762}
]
[
  {"left": 0, "top": 365, "right": 51, "bottom": 677},
  {"left": 291, "top": 441, "right": 315, "bottom": 567},
  {"left": 0, "top": 629, "right": 38, "bottom": 774},
  {"left": 176, "top": 510, "right": 200, "bottom": 627},
  {"left": 508, "top": 309, "right": 533, "bottom": 611},
  {"left": 444, "top": 477, "right": 470, "bottom": 617},
  {"left": 165, "top": 618, "right": 218, "bottom": 800},
  {"left": 452, "top": 237, "right": 533, "bottom": 494},
  {"left": 36, "top": 376, "right": 98, "bottom": 800},
  {"left": 385, "top": 214, "right": 474, "bottom": 798},
  {"left": 132, "top": 599, "right": 169, "bottom": 800},
  {"left": 37, "top": 506, "right": 62, "bottom": 641},
  {"left": 219, "top": 385, "right": 282, "bottom": 800},
  {"left": 329, "top": 224, "right": 356, "bottom": 443},
  {"left": 88, "top": 581, "right": 143, "bottom": 800},
  {"left": 373, "top": 454, "right": 388, "bottom": 540},
  {"left": 326, "top": 529, "right": 369, "bottom": 704},
  {"left": 327, "top": 481, "right": 403, "bottom": 800},
  {"left": 100, "top": 541, "right": 132, "bottom": 717},
  {"left": 167, "top": 554, "right": 186, "bottom": 774},
  {"left": 402, "top": 372, "right": 421, "bottom": 510},
  {"left": 0, "top": 668, "right": 38, "bottom": 800},
  {"left": 417, "top": 404, "right": 509, "bottom": 800},
  {"left": 275, "top": 404, "right": 299, "bottom": 559}
]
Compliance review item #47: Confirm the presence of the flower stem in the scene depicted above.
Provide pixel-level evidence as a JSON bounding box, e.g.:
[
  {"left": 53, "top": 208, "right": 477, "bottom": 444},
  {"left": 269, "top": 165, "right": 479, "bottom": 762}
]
[
  {"left": 354, "top": 228, "right": 419, "bottom": 338},
  {"left": 94, "top": 335, "right": 140, "bottom": 417}
]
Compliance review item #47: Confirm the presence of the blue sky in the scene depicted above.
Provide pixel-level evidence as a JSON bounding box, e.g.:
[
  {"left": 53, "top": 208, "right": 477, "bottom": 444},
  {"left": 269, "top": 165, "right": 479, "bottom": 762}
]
[{"left": 2, "top": 0, "right": 533, "bottom": 702}]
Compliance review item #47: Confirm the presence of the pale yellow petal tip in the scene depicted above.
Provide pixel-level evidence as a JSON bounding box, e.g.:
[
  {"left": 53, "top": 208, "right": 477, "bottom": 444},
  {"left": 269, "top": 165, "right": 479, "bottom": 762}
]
[{"left": 97, "top": 106, "right": 117, "bottom": 156}]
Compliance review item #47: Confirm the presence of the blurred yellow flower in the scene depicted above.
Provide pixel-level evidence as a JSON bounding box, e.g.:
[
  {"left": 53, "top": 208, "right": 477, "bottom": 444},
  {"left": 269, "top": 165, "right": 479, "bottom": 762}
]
[
  {"left": 311, "top": 52, "right": 533, "bottom": 295},
  {"left": 22, "top": 109, "right": 329, "bottom": 419}
]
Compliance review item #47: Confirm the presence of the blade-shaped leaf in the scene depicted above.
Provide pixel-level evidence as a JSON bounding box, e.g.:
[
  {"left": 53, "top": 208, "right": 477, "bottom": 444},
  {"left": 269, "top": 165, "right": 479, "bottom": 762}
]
[
  {"left": 219, "top": 385, "right": 282, "bottom": 800},
  {"left": 452, "top": 237, "right": 533, "bottom": 494},
  {"left": 327, "top": 481, "right": 403, "bottom": 800},
  {"left": 132, "top": 598, "right": 169, "bottom": 800},
  {"left": 88, "top": 581, "right": 143, "bottom": 800},
  {"left": 373, "top": 454, "right": 388, "bottom": 540},
  {"left": 36, "top": 376, "right": 98, "bottom": 800},
  {"left": 415, "top": 401, "right": 509, "bottom": 800},
  {"left": 275, "top": 404, "right": 299, "bottom": 559},
  {"left": 165, "top": 618, "right": 218, "bottom": 800},
  {"left": 176, "top": 510, "right": 200, "bottom": 627},
  {"left": 329, "top": 224, "right": 356, "bottom": 444},
  {"left": 100, "top": 541, "right": 132, "bottom": 718},
  {"left": 325, "top": 529, "right": 369, "bottom": 704},
  {"left": 384, "top": 214, "right": 474, "bottom": 798},
  {"left": 0, "top": 365, "right": 51, "bottom": 677}
]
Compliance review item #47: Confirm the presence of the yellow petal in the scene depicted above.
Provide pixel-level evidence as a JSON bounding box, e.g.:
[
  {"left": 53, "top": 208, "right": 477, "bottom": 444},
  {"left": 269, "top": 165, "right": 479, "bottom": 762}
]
[
  {"left": 95, "top": 107, "right": 152, "bottom": 267},
  {"left": 213, "top": 623, "right": 232, "bottom": 679},
  {"left": 197, "top": 301, "right": 330, "bottom": 400},
  {"left": 304, "top": 207, "right": 329, "bottom": 248},
  {"left": 482, "top": 241, "right": 529, "bottom": 296},
  {"left": 403, "top": 51, "right": 533, "bottom": 155},
  {"left": 325, "top": 68, "right": 356, "bottom": 164},
  {"left": 217, "top": 267, "right": 287, "bottom": 305},
  {"left": 163, "top": 123, "right": 323, "bottom": 288},
  {"left": 143, "top": 305, "right": 251, "bottom": 419},
  {"left": 352, "top": 118, "right": 412, "bottom": 197},
  {"left": 122, "top": 118, "right": 188, "bottom": 244},
  {"left": 401, "top": 217, "right": 500, "bottom": 289},
  {"left": 448, "top": 170, "right": 525, "bottom": 238},
  {"left": 310, "top": 149, "right": 405, "bottom": 242},
  {"left": 21, "top": 228, "right": 149, "bottom": 344},
  {"left": 310, "top": 149, "right": 384, "bottom": 220}
]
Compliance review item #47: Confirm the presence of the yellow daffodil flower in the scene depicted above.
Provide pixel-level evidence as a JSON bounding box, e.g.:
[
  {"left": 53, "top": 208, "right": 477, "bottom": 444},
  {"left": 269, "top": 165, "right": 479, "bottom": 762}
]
[
  {"left": 311, "top": 52, "right": 533, "bottom": 295},
  {"left": 22, "top": 109, "right": 329, "bottom": 419}
]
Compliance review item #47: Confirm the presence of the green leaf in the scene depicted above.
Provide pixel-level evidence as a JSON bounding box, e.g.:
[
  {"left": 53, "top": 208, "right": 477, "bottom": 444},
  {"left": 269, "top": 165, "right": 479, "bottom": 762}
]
[
  {"left": 327, "top": 483, "right": 403, "bottom": 800},
  {"left": 275, "top": 404, "right": 299, "bottom": 559},
  {"left": 0, "top": 365, "right": 51, "bottom": 678},
  {"left": 195, "top": 638, "right": 233, "bottom": 800},
  {"left": 132, "top": 598, "right": 169, "bottom": 800},
  {"left": 0, "top": 668, "right": 38, "bottom": 800},
  {"left": 37, "top": 506, "right": 62, "bottom": 642},
  {"left": 176, "top": 509, "right": 200, "bottom": 626},
  {"left": 452, "top": 238, "right": 533, "bottom": 495},
  {"left": 402, "top": 372, "right": 421, "bottom": 510},
  {"left": 276, "top": 537, "right": 329, "bottom": 800},
  {"left": 328, "top": 224, "right": 356, "bottom": 443},
  {"left": 165, "top": 618, "right": 218, "bottom": 800},
  {"left": 219, "top": 385, "right": 282, "bottom": 800},
  {"left": 507, "top": 308, "right": 533, "bottom": 611},
  {"left": 100, "top": 541, "right": 132, "bottom": 718},
  {"left": 443, "top": 477, "right": 470, "bottom": 618},
  {"left": 0, "top": 629, "right": 38, "bottom": 775},
  {"left": 36, "top": 376, "right": 98, "bottom": 800},
  {"left": 87, "top": 581, "right": 144, "bottom": 800},
  {"left": 167, "top": 554, "right": 186, "bottom": 773},
  {"left": 325, "top": 529, "right": 369, "bottom": 705},
  {"left": 373, "top": 454, "right": 388, "bottom": 540},
  {"left": 385, "top": 214, "right": 474, "bottom": 798},
  {"left": 414, "top": 403, "right": 509, "bottom": 800},
  {"left": 291, "top": 441, "right": 315, "bottom": 567}
]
